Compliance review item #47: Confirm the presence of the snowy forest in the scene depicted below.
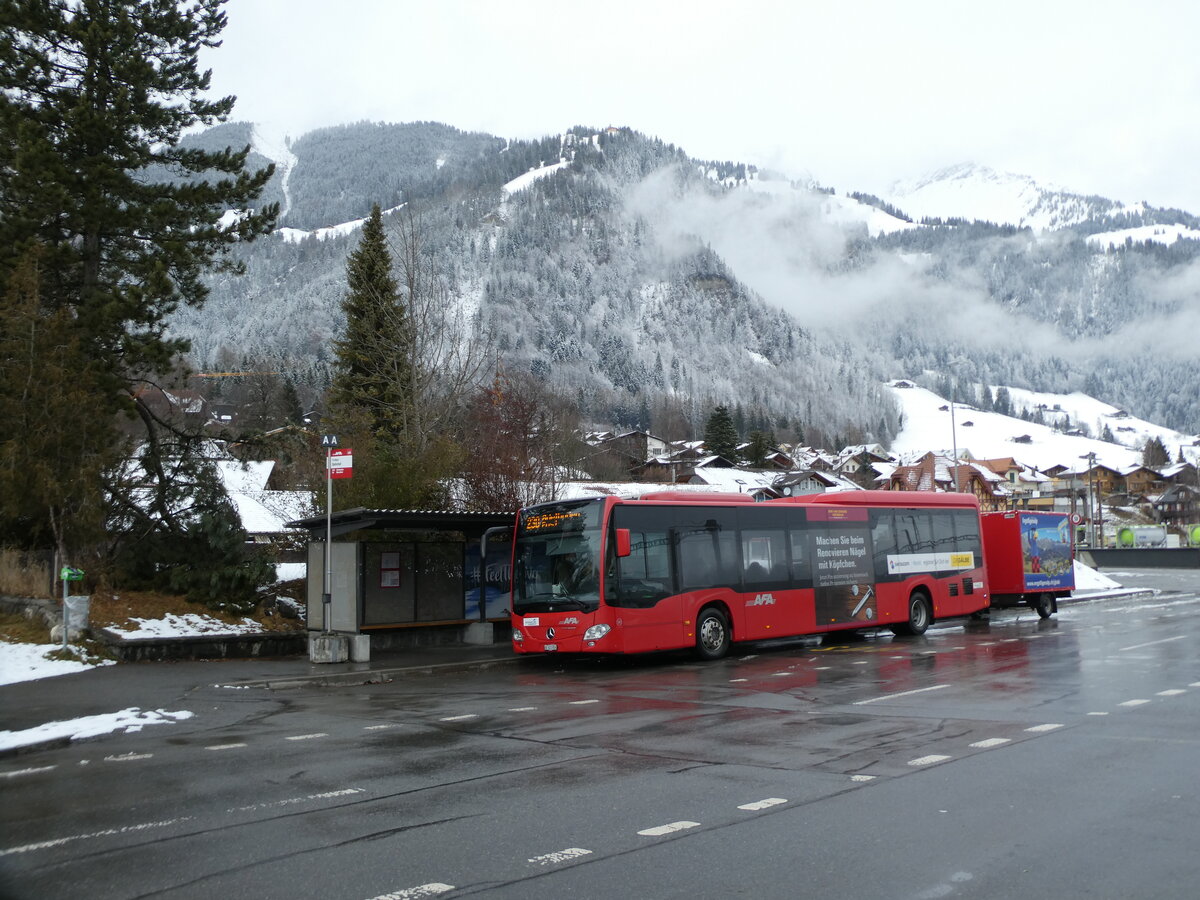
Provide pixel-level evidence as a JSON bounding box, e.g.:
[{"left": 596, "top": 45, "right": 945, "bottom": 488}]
[{"left": 170, "top": 121, "right": 1200, "bottom": 442}]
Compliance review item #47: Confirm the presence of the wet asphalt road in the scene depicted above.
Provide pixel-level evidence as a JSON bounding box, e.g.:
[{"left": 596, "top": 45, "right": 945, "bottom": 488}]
[{"left": 3, "top": 569, "right": 1200, "bottom": 899}]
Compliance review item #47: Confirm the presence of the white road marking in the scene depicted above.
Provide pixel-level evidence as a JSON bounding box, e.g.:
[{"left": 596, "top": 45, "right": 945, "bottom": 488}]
[
  {"left": 852, "top": 660, "right": 869, "bottom": 665},
  {"left": 438, "top": 715, "right": 476, "bottom": 722},
  {"left": 850, "top": 775, "right": 876, "bottom": 782},
  {"left": 969, "top": 738, "right": 1011, "bottom": 749},
  {"left": 569, "top": 699, "right": 600, "bottom": 705},
  {"left": 228, "top": 788, "right": 364, "bottom": 813},
  {"left": 908, "top": 755, "right": 952, "bottom": 766},
  {"left": 366, "top": 884, "right": 454, "bottom": 899},
  {"left": 1, "top": 766, "right": 56, "bottom": 778},
  {"left": 771, "top": 672, "right": 791, "bottom": 677},
  {"left": 1025, "top": 724, "right": 1063, "bottom": 733},
  {"left": 507, "top": 707, "right": 537, "bottom": 712},
  {"left": 104, "top": 752, "right": 152, "bottom": 762},
  {"left": 1190, "top": 682, "right": 1200, "bottom": 688},
  {"left": 206, "top": 742, "right": 247, "bottom": 750},
  {"left": 363, "top": 724, "right": 397, "bottom": 731},
  {"left": 1087, "top": 712, "right": 1109, "bottom": 716},
  {"left": 1119, "top": 635, "right": 1186, "bottom": 652},
  {"left": 728, "top": 678, "right": 748, "bottom": 683},
  {"left": 815, "top": 666, "right": 831, "bottom": 671},
  {"left": 738, "top": 798, "right": 787, "bottom": 811},
  {"left": 528, "top": 847, "right": 592, "bottom": 865},
  {"left": 285, "top": 732, "right": 329, "bottom": 741},
  {"left": 1157, "top": 689, "right": 1186, "bottom": 696},
  {"left": 638, "top": 821, "right": 701, "bottom": 836},
  {"left": 1119, "top": 699, "right": 1151, "bottom": 707},
  {"left": 0, "top": 816, "right": 193, "bottom": 857},
  {"left": 854, "top": 684, "right": 950, "bottom": 706}
]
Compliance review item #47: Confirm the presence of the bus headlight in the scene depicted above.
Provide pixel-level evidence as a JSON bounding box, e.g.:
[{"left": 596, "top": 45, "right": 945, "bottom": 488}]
[
  {"left": 512, "top": 628, "right": 524, "bottom": 643},
  {"left": 583, "top": 624, "right": 611, "bottom": 641}
]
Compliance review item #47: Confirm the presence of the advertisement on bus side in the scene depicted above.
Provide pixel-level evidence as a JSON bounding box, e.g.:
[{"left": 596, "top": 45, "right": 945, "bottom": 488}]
[
  {"left": 1020, "top": 513, "right": 1072, "bottom": 591},
  {"left": 808, "top": 507, "right": 877, "bottom": 625}
]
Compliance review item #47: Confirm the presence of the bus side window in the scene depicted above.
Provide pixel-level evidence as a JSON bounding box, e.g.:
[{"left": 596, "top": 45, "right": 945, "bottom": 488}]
[
  {"left": 931, "top": 510, "right": 956, "bottom": 552},
  {"left": 786, "top": 509, "right": 812, "bottom": 587},
  {"left": 953, "top": 510, "right": 982, "bottom": 558},
  {"left": 677, "top": 531, "right": 715, "bottom": 590},
  {"left": 611, "top": 507, "right": 672, "bottom": 606},
  {"left": 741, "top": 530, "right": 787, "bottom": 587},
  {"left": 871, "top": 511, "right": 897, "bottom": 580}
]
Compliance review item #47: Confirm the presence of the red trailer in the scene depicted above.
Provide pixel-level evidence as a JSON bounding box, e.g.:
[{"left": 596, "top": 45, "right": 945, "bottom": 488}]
[{"left": 981, "top": 511, "right": 1074, "bottom": 618}]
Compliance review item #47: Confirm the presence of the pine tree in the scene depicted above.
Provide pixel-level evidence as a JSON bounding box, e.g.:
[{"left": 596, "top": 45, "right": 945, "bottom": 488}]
[
  {"left": 329, "top": 204, "right": 413, "bottom": 435},
  {"left": 745, "top": 430, "right": 774, "bottom": 468},
  {"left": 704, "top": 406, "right": 741, "bottom": 462},
  {"left": 0, "top": 0, "right": 277, "bottom": 572},
  {"left": 1142, "top": 436, "right": 1170, "bottom": 468}
]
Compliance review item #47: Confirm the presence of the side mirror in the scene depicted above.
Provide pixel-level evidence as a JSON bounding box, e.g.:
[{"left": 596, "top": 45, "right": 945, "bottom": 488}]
[{"left": 614, "top": 528, "right": 632, "bottom": 558}]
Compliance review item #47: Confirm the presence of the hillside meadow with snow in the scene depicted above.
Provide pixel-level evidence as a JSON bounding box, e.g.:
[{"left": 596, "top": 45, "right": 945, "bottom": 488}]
[{"left": 888, "top": 382, "right": 1198, "bottom": 471}]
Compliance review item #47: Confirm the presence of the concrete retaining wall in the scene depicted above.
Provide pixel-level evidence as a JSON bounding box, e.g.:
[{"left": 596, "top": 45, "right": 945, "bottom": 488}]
[
  {"left": 96, "top": 629, "right": 306, "bottom": 662},
  {"left": 1084, "top": 548, "right": 1200, "bottom": 569}
]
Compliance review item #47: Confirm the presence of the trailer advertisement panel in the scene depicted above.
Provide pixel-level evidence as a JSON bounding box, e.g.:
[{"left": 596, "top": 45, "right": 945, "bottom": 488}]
[{"left": 1020, "top": 513, "right": 1073, "bottom": 590}]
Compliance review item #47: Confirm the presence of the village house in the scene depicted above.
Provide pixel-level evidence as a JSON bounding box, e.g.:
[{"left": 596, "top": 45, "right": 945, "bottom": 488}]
[{"left": 886, "top": 452, "right": 1006, "bottom": 512}]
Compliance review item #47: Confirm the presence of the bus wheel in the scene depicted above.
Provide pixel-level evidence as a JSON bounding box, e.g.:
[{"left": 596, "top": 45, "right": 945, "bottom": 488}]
[
  {"left": 890, "top": 592, "right": 931, "bottom": 637},
  {"left": 1034, "top": 593, "right": 1055, "bottom": 619},
  {"left": 695, "top": 607, "right": 731, "bottom": 660}
]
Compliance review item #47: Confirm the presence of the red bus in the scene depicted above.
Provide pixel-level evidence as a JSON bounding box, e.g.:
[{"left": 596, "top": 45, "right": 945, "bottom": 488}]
[{"left": 509, "top": 490, "right": 990, "bottom": 660}]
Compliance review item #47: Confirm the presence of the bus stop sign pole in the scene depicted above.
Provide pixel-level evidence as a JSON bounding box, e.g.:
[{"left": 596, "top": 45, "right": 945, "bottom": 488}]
[{"left": 321, "top": 435, "right": 337, "bottom": 633}]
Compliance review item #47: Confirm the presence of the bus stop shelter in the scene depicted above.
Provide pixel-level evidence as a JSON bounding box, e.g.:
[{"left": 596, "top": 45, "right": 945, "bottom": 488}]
[{"left": 287, "top": 507, "right": 515, "bottom": 657}]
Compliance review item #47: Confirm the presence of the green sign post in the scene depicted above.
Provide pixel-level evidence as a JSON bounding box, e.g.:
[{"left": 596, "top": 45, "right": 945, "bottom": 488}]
[{"left": 60, "top": 566, "right": 84, "bottom": 651}]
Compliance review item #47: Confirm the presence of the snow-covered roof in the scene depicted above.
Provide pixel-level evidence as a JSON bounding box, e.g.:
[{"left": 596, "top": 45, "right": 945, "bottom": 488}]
[
  {"left": 216, "top": 459, "right": 274, "bottom": 493},
  {"left": 687, "top": 467, "right": 776, "bottom": 494}
]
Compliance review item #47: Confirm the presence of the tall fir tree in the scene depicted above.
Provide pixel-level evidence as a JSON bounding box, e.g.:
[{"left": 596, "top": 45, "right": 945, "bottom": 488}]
[
  {"left": 1142, "top": 435, "right": 1170, "bottom": 468},
  {"left": 0, "top": 0, "right": 276, "bottom": 585},
  {"left": 329, "top": 205, "right": 414, "bottom": 434},
  {"left": 704, "top": 405, "right": 741, "bottom": 462}
]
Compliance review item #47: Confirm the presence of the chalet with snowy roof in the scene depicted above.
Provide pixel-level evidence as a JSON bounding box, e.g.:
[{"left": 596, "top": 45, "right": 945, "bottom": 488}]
[
  {"left": 686, "top": 466, "right": 777, "bottom": 499},
  {"left": 833, "top": 444, "right": 895, "bottom": 488},
  {"left": 1160, "top": 462, "right": 1198, "bottom": 486},
  {"left": 1145, "top": 484, "right": 1200, "bottom": 528},
  {"left": 131, "top": 384, "right": 208, "bottom": 424},
  {"left": 1119, "top": 465, "right": 1165, "bottom": 498},
  {"left": 977, "top": 457, "right": 1053, "bottom": 506},
  {"left": 773, "top": 469, "right": 860, "bottom": 496},
  {"left": 886, "top": 452, "right": 1005, "bottom": 511}
]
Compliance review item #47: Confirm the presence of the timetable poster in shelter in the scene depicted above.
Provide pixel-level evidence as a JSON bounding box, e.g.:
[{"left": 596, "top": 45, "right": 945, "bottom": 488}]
[
  {"left": 808, "top": 507, "right": 877, "bottom": 625},
  {"left": 1021, "top": 513, "right": 1073, "bottom": 591}
]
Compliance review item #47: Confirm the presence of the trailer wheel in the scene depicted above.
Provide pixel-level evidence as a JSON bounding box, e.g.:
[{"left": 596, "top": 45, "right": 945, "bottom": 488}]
[
  {"left": 890, "top": 591, "right": 932, "bottom": 637},
  {"left": 1034, "top": 593, "right": 1055, "bottom": 619},
  {"left": 694, "top": 607, "right": 731, "bottom": 660}
]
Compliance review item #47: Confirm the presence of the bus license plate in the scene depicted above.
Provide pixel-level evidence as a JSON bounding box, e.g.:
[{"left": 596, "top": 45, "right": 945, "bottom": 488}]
[{"left": 544, "top": 643, "right": 558, "bottom": 652}]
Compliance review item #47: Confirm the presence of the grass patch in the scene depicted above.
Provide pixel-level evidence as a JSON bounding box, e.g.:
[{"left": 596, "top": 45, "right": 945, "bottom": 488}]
[{"left": 0, "top": 610, "right": 52, "bottom": 644}]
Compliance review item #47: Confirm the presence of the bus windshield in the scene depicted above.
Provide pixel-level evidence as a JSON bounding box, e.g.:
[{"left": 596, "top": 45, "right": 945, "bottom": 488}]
[{"left": 514, "top": 499, "right": 604, "bottom": 614}]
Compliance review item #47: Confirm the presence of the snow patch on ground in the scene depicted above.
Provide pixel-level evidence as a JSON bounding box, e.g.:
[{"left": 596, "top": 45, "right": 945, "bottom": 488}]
[
  {"left": 0, "top": 707, "right": 193, "bottom": 753},
  {"left": 1073, "top": 560, "right": 1121, "bottom": 591},
  {"left": 1086, "top": 223, "right": 1200, "bottom": 249},
  {"left": 502, "top": 159, "right": 570, "bottom": 196},
  {"left": 0, "top": 641, "right": 115, "bottom": 686},
  {"left": 104, "top": 614, "right": 268, "bottom": 641}
]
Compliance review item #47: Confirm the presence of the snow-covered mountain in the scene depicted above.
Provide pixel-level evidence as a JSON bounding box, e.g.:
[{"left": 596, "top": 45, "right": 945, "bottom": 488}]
[
  {"left": 174, "top": 121, "right": 1200, "bottom": 443},
  {"left": 885, "top": 162, "right": 1147, "bottom": 231}
]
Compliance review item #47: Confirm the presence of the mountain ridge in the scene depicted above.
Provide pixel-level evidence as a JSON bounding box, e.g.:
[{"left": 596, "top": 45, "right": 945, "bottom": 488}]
[{"left": 172, "top": 121, "right": 1200, "bottom": 441}]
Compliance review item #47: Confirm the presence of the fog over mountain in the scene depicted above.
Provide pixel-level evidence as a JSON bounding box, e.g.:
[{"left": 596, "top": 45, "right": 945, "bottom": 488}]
[{"left": 170, "top": 122, "right": 1200, "bottom": 443}]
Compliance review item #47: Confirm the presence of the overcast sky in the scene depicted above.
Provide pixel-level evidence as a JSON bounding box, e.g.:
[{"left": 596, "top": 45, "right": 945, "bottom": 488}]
[{"left": 203, "top": 1, "right": 1200, "bottom": 212}]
